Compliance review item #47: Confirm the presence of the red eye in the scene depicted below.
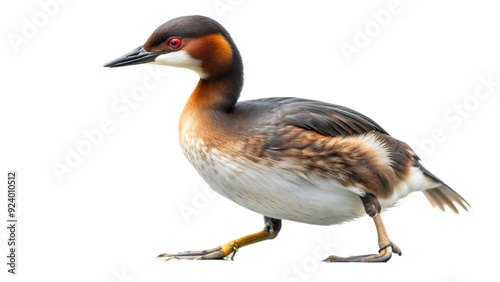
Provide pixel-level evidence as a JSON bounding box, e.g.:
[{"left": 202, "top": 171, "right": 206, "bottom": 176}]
[{"left": 168, "top": 38, "right": 182, "bottom": 49}]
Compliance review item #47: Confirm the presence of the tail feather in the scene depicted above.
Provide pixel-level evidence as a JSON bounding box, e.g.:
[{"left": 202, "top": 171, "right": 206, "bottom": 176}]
[
  {"left": 422, "top": 185, "right": 469, "bottom": 214},
  {"left": 417, "top": 163, "right": 470, "bottom": 214}
]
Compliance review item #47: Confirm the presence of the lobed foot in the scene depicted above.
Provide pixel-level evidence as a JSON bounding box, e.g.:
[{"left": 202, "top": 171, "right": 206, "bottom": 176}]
[
  {"left": 157, "top": 242, "right": 239, "bottom": 261},
  {"left": 323, "top": 242, "right": 402, "bottom": 263}
]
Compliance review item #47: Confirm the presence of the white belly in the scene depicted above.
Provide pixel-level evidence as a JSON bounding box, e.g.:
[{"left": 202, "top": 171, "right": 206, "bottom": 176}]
[
  {"left": 200, "top": 163, "right": 367, "bottom": 225},
  {"left": 181, "top": 139, "right": 368, "bottom": 225}
]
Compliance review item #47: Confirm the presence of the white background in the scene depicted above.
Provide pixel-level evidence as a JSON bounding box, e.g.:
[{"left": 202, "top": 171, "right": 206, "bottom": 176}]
[{"left": 1, "top": 0, "right": 499, "bottom": 281}]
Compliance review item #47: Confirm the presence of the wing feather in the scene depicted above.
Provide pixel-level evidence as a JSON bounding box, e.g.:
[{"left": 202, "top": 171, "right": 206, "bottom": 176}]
[{"left": 269, "top": 97, "right": 389, "bottom": 137}]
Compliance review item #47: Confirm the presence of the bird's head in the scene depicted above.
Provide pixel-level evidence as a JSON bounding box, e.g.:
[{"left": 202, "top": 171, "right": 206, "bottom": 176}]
[{"left": 104, "top": 15, "right": 242, "bottom": 80}]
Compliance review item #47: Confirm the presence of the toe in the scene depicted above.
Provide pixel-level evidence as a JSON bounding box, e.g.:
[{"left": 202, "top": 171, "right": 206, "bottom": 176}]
[
  {"left": 157, "top": 246, "right": 230, "bottom": 261},
  {"left": 323, "top": 254, "right": 376, "bottom": 262}
]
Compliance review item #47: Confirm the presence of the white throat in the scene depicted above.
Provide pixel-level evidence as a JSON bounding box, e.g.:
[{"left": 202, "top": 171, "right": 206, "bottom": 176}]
[{"left": 153, "top": 51, "right": 208, "bottom": 79}]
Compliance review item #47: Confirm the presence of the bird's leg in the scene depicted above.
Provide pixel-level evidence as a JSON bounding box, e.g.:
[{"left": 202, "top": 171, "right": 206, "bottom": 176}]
[
  {"left": 158, "top": 216, "right": 281, "bottom": 261},
  {"left": 324, "top": 193, "right": 402, "bottom": 262}
]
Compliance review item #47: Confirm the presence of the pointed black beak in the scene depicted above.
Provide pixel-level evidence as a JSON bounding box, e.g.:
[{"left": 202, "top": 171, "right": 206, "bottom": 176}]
[{"left": 103, "top": 46, "right": 163, "bottom": 68}]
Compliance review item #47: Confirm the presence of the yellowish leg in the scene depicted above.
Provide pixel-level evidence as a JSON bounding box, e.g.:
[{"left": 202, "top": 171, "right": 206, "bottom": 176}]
[
  {"left": 353, "top": 214, "right": 402, "bottom": 261},
  {"left": 218, "top": 228, "right": 277, "bottom": 260},
  {"left": 373, "top": 214, "right": 402, "bottom": 257},
  {"left": 158, "top": 216, "right": 281, "bottom": 260},
  {"left": 324, "top": 194, "right": 402, "bottom": 262}
]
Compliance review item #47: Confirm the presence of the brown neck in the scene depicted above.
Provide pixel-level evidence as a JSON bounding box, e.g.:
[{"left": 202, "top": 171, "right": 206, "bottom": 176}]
[
  {"left": 179, "top": 72, "right": 243, "bottom": 139},
  {"left": 187, "top": 77, "right": 240, "bottom": 112},
  {"left": 184, "top": 31, "right": 244, "bottom": 113},
  {"left": 179, "top": 35, "right": 244, "bottom": 137}
]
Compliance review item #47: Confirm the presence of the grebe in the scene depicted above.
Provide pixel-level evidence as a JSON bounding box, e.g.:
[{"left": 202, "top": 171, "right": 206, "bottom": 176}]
[{"left": 104, "top": 15, "right": 469, "bottom": 262}]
